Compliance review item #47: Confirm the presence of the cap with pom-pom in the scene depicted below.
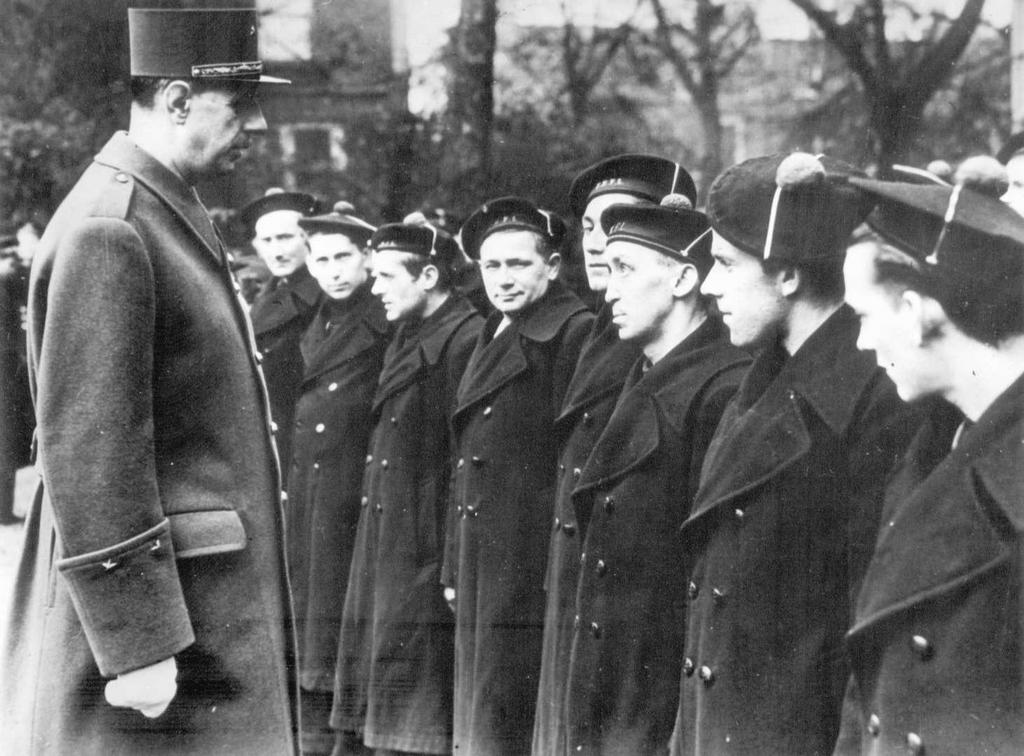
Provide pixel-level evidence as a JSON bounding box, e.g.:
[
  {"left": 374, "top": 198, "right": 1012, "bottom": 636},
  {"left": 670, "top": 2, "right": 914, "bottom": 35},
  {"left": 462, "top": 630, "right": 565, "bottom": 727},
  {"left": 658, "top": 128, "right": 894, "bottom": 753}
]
[
  {"left": 568, "top": 154, "right": 696, "bottom": 218},
  {"left": 708, "top": 152, "right": 874, "bottom": 262},
  {"left": 238, "top": 188, "right": 318, "bottom": 233},
  {"left": 298, "top": 200, "right": 376, "bottom": 244},
  {"left": 370, "top": 220, "right": 461, "bottom": 270},
  {"left": 600, "top": 198, "right": 713, "bottom": 276},
  {"left": 953, "top": 156, "right": 1008, "bottom": 199},
  {"left": 460, "top": 196, "right": 567, "bottom": 260}
]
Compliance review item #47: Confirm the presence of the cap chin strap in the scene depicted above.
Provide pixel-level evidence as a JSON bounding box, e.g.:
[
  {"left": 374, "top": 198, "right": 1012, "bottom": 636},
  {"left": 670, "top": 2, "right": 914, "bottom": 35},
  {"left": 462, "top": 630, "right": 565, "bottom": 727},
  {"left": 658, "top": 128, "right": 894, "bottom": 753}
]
[
  {"left": 927, "top": 183, "right": 962, "bottom": 266},
  {"left": 763, "top": 186, "right": 783, "bottom": 259}
]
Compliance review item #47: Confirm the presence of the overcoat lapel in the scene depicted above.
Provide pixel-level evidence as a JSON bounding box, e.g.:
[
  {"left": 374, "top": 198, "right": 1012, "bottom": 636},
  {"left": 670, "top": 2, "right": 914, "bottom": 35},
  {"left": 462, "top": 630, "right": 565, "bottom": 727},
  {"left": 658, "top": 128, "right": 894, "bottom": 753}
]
[
  {"left": 849, "top": 375, "right": 1024, "bottom": 637},
  {"left": 250, "top": 266, "right": 321, "bottom": 336},
  {"left": 94, "top": 132, "right": 223, "bottom": 267},
  {"left": 453, "top": 282, "right": 588, "bottom": 419},
  {"left": 686, "top": 306, "right": 874, "bottom": 522},
  {"left": 372, "top": 295, "right": 477, "bottom": 411},
  {"left": 301, "top": 286, "right": 388, "bottom": 382}
]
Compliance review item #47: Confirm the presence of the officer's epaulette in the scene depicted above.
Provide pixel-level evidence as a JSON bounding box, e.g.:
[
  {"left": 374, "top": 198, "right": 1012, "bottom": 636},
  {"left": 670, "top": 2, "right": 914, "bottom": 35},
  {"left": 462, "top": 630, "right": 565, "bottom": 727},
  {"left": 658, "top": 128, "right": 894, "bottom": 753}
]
[{"left": 89, "top": 166, "right": 136, "bottom": 221}]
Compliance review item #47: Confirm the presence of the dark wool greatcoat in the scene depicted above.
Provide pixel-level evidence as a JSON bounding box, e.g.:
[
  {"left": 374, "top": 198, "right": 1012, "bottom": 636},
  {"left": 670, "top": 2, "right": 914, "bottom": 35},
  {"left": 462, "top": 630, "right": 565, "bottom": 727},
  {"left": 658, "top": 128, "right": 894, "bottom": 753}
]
[
  {"left": 0, "top": 262, "right": 32, "bottom": 520},
  {"left": 834, "top": 377, "right": 1024, "bottom": 756},
  {"left": 672, "top": 306, "right": 922, "bottom": 756},
  {"left": 532, "top": 303, "right": 639, "bottom": 756},
  {"left": 286, "top": 283, "right": 389, "bottom": 694},
  {"left": 250, "top": 263, "right": 322, "bottom": 488},
  {"left": 444, "top": 281, "right": 593, "bottom": 756},
  {"left": 0, "top": 132, "right": 296, "bottom": 754},
  {"left": 566, "top": 316, "right": 749, "bottom": 756},
  {"left": 331, "top": 294, "right": 482, "bottom": 754}
]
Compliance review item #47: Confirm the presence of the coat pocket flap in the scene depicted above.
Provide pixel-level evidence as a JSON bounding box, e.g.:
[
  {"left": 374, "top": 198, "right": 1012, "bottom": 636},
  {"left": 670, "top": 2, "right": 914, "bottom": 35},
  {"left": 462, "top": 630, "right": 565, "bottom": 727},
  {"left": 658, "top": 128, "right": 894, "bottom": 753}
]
[{"left": 169, "top": 510, "right": 247, "bottom": 559}]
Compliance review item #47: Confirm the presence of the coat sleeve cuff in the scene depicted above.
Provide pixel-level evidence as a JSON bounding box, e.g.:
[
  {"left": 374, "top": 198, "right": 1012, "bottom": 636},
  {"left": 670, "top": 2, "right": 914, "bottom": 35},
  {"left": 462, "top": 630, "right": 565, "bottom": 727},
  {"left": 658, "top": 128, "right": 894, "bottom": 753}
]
[{"left": 57, "top": 518, "right": 195, "bottom": 676}]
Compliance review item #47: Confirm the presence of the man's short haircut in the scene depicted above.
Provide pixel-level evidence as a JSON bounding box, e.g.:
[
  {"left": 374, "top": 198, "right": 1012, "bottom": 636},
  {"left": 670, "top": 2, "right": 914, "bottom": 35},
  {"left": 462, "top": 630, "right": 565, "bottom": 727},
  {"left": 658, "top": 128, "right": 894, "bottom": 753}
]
[
  {"left": 398, "top": 251, "right": 454, "bottom": 292},
  {"left": 129, "top": 76, "right": 244, "bottom": 106},
  {"left": 763, "top": 255, "right": 845, "bottom": 303},
  {"left": 855, "top": 228, "right": 1024, "bottom": 346}
]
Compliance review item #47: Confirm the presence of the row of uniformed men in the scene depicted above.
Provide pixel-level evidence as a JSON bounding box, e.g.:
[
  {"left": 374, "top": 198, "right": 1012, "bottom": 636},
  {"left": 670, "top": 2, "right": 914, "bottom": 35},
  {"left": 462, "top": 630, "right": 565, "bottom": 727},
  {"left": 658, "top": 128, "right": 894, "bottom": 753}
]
[{"left": 243, "top": 148, "right": 1024, "bottom": 756}]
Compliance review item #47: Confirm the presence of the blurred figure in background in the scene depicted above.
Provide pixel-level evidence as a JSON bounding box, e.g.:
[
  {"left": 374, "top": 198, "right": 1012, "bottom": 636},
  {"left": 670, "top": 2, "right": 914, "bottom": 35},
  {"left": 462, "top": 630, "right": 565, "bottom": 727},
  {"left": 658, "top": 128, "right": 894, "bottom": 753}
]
[
  {"left": 0, "top": 232, "right": 32, "bottom": 523},
  {"left": 241, "top": 187, "right": 320, "bottom": 486}
]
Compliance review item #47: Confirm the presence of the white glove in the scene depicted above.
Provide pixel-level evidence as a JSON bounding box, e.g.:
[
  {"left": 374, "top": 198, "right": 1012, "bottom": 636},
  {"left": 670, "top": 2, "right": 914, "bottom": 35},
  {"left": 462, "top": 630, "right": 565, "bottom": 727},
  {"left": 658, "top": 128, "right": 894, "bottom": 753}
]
[{"left": 104, "top": 656, "right": 178, "bottom": 718}]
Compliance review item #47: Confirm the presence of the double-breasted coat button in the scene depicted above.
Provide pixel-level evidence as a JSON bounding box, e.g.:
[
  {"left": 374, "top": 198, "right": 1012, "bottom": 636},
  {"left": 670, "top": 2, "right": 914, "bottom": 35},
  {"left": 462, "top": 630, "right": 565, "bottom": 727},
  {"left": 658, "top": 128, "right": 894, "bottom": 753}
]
[
  {"left": 559, "top": 463, "right": 565, "bottom": 473},
  {"left": 683, "top": 658, "right": 695, "bottom": 677},
  {"left": 687, "top": 581, "right": 699, "bottom": 600},
  {"left": 910, "top": 635, "right": 933, "bottom": 660},
  {"left": 580, "top": 552, "right": 587, "bottom": 565},
  {"left": 867, "top": 714, "right": 881, "bottom": 737},
  {"left": 562, "top": 522, "right": 576, "bottom": 536},
  {"left": 712, "top": 588, "right": 727, "bottom": 605},
  {"left": 603, "top": 496, "right": 615, "bottom": 514},
  {"left": 590, "top": 622, "right": 602, "bottom": 639},
  {"left": 361, "top": 496, "right": 368, "bottom": 508},
  {"left": 471, "top": 456, "right": 484, "bottom": 466},
  {"left": 734, "top": 508, "right": 745, "bottom": 521},
  {"left": 380, "top": 459, "right": 389, "bottom": 469},
  {"left": 457, "top": 457, "right": 465, "bottom": 469},
  {"left": 114, "top": 171, "right": 129, "bottom": 183},
  {"left": 465, "top": 503, "right": 477, "bottom": 517},
  {"left": 315, "top": 423, "right": 325, "bottom": 433},
  {"left": 906, "top": 732, "right": 924, "bottom": 754},
  {"left": 255, "top": 351, "right": 264, "bottom": 364},
  {"left": 375, "top": 503, "right": 383, "bottom": 513},
  {"left": 483, "top": 406, "right": 492, "bottom": 417},
  {"left": 390, "top": 416, "right": 397, "bottom": 425},
  {"left": 582, "top": 411, "right": 592, "bottom": 425},
  {"left": 271, "top": 421, "right": 279, "bottom": 433},
  {"left": 281, "top": 491, "right": 289, "bottom": 503},
  {"left": 573, "top": 615, "right": 581, "bottom": 631},
  {"left": 366, "top": 454, "right": 373, "bottom": 464},
  {"left": 313, "top": 462, "right": 320, "bottom": 470},
  {"left": 328, "top": 382, "right": 338, "bottom": 392},
  {"left": 572, "top": 467, "right": 582, "bottom": 482},
  {"left": 553, "top": 517, "right": 561, "bottom": 531},
  {"left": 596, "top": 559, "right": 607, "bottom": 576},
  {"left": 698, "top": 666, "right": 715, "bottom": 686}
]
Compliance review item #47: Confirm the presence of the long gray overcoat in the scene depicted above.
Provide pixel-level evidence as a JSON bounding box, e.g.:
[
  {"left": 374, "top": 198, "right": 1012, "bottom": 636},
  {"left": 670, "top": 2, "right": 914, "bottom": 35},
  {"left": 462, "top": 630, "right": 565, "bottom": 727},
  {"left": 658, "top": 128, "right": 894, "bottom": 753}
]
[
  {"left": 566, "top": 316, "right": 749, "bottom": 755},
  {"left": 532, "top": 303, "right": 639, "bottom": 756},
  {"left": 445, "top": 281, "right": 593, "bottom": 756},
  {"left": 0, "top": 132, "right": 297, "bottom": 754},
  {"left": 250, "top": 264, "right": 321, "bottom": 488},
  {"left": 286, "top": 284, "right": 390, "bottom": 694},
  {"left": 332, "top": 294, "right": 482, "bottom": 754},
  {"left": 671, "top": 306, "right": 922, "bottom": 756},
  {"left": 835, "top": 377, "right": 1024, "bottom": 756}
]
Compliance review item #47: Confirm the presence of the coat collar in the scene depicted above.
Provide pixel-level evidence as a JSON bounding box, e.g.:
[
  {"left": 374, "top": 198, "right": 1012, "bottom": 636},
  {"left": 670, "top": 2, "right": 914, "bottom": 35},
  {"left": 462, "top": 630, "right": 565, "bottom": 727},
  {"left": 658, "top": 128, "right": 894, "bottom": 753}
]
[
  {"left": 250, "top": 265, "right": 322, "bottom": 335},
  {"left": 93, "top": 132, "right": 222, "bottom": 267},
  {"left": 300, "top": 282, "right": 389, "bottom": 382},
  {"left": 372, "top": 294, "right": 479, "bottom": 408},
  {"left": 556, "top": 302, "right": 641, "bottom": 426},
  {"left": 453, "top": 281, "right": 588, "bottom": 419},
  {"left": 849, "top": 377, "right": 1024, "bottom": 637},
  {"left": 685, "top": 305, "right": 883, "bottom": 521},
  {"left": 575, "top": 316, "right": 746, "bottom": 494}
]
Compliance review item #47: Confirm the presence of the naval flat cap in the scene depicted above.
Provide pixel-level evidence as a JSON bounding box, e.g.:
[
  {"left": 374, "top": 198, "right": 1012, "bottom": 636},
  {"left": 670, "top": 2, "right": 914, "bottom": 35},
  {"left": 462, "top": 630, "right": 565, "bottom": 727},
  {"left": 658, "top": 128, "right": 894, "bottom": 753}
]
[
  {"left": 239, "top": 188, "right": 318, "bottom": 233},
  {"left": 460, "top": 196, "right": 567, "bottom": 260},
  {"left": 601, "top": 197, "right": 713, "bottom": 275},
  {"left": 569, "top": 154, "right": 697, "bottom": 218},
  {"left": 299, "top": 201, "right": 376, "bottom": 244}
]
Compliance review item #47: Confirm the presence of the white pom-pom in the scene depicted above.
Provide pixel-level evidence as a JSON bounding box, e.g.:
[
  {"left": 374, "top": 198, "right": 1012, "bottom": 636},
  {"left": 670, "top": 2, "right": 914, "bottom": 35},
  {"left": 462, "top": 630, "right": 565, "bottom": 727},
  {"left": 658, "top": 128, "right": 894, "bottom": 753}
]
[
  {"left": 263, "top": 187, "right": 285, "bottom": 197},
  {"left": 775, "top": 152, "right": 825, "bottom": 189},
  {"left": 333, "top": 200, "right": 356, "bottom": 214},
  {"left": 660, "top": 193, "right": 693, "bottom": 211},
  {"left": 954, "top": 156, "right": 1008, "bottom": 198},
  {"left": 403, "top": 211, "right": 429, "bottom": 226},
  {"left": 926, "top": 160, "right": 953, "bottom": 181}
]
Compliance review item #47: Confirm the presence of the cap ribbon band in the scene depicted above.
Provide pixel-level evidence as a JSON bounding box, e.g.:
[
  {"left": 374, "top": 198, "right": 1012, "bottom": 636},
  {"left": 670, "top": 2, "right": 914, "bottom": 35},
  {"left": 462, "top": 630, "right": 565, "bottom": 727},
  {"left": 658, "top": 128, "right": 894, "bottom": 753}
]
[
  {"left": 538, "top": 209, "right": 554, "bottom": 237},
  {"left": 191, "top": 61, "right": 264, "bottom": 78},
  {"left": 428, "top": 223, "right": 438, "bottom": 257},
  {"left": 670, "top": 163, "right": 681, "bottom": 195},
  {"left": 927, "top": 183, "right": 963, "bottom": 266},
  {"left": 763, "top": 186, "right": 783, "bottom": 259},
  {"left": 609, "top": 227, "right": 710, "bottom": 263}
]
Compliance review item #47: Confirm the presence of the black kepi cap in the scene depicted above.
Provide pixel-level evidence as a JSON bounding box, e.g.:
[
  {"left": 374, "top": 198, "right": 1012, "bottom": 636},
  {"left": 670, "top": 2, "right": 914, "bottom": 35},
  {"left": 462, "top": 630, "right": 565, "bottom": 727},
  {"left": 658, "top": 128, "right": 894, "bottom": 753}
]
[
  {"left": 568, "top": 154, "right": 697, "bottom": 218},
  {"left": 602, "top": 195, "right": 713, "bottom": 276},
  {"left": 128, "top": 8, "right": 289, "bottom": 84},
  {"left": 708, "top": 152, "right": 874, "bottom": 262},
  {"left": 460, "top": 196, "right": 567, "bottom": 260},
  {"left": 299, "top": 202, "right": 377, "bottom": 245},
  {"left": 371, "top": 221, "right": 461, "bottom": 270},
  {"left": 239, "top": 188, "right": 318, "bottom": 235}
]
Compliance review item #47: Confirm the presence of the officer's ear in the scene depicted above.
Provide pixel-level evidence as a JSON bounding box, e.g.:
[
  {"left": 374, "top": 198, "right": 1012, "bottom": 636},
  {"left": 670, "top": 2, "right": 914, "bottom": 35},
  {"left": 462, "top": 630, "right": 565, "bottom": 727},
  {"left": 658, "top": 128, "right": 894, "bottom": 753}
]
[
  {"left": 544, "top": 252, "right": 562, "bottom": 281},
  {"left": 162, "top": 80, "right": 193, "bottom": 125}
]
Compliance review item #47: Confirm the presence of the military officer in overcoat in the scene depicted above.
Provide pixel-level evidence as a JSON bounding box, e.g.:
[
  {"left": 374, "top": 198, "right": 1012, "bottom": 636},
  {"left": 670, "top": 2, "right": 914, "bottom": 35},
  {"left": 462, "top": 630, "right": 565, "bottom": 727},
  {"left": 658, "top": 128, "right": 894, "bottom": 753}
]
[
  {"left": 533, "top": 154, "right": 697, "bottom": 756},
  {"left": 284, "top": 202, "right": 388, "bottom": 754},
  {"left": 670, "top": 153, "right": 922, "bottom": 755},
  {"left": 563, "top": 199, "right": 749, "bottom": 754},
  {"left": 0, "top": 9, "right": 298, "bottom": 753},
  {"left": 832, "top": 173, "right": 1024, "bottom": 755},
  {"left": 331, "top": 220, "right": 483, "bottom": 755},
  {"left": 241, "top": 187, "right": 320, "bottom": 486},
  {"left": 443, "top": 197, "right": 594, "bottom": 755}
]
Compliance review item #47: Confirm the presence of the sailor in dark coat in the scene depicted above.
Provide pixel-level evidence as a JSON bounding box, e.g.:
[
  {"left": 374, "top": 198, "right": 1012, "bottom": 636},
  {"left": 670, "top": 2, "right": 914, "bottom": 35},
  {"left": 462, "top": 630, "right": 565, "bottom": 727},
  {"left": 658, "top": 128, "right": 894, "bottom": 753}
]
[
  {"left": 534, "top": 155, "right": 698, "bottom": 756},
  {"left": 242, "top": 187, "right": 320, "bottom": 486},
  {"left": 831, "top": 171, "right": 1024, "bottom": 755},
  {"left": 331, "top": 221, "right": 483, "bottom": 754},
  {"left": 0, "top": 238, "right": 31, "bottom": 523},
  {"left": 671, "top": 154, "right": 922, "bottom": 756},
  {"left": 563, "top": 202, "right": 749, "bottom": 755},
  {"left": 0, "top": 9, "right": 298, "bottom": 753},
  {"left": 284, "top": 203, "right": 388, "bottom": 754},
  {"left": 444, "top": 197, "right": 594, "bottom": 755}
]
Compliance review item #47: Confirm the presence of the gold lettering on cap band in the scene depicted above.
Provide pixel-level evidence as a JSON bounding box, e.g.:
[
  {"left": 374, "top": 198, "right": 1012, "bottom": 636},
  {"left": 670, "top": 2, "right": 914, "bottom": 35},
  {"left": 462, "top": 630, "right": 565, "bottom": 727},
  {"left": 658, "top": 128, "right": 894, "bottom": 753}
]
[{"left": 191, "top": 60, "right": 264, "bottom": 78}]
